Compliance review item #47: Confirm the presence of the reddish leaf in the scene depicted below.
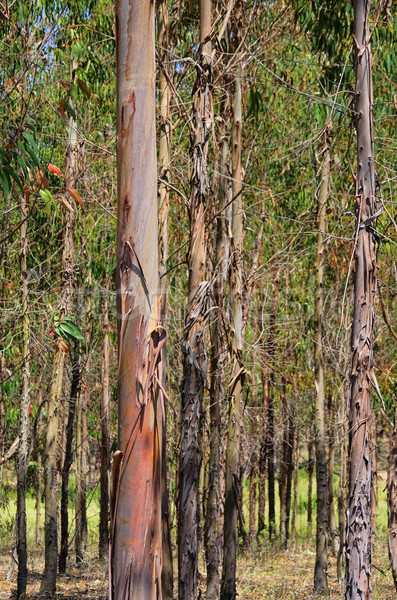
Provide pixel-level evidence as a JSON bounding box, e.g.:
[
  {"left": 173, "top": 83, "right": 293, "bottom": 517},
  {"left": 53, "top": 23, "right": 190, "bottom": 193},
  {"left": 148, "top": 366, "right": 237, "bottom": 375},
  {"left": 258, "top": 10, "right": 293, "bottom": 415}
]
[
  {"left": 66, "top": 187, "right": 85, "bottom": 210},
  {"left": 59, "top": 80, "right": 70, "bottom": 91},
  {"left": 77, "top": 78, "right": 91, "bottom": 99},
  {"left": 36, "top": 170, "right": 49, "bottom": 189},
  {"left": 48, "top": 163, "right": 63, "bottom": 178}
]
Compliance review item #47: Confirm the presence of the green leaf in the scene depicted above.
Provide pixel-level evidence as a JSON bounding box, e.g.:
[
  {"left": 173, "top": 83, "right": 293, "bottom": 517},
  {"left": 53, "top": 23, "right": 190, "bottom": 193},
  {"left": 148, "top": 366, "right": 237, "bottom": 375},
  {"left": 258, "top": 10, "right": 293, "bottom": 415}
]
[
  {"left": 39, "top": 188, "right": 58, "bottom": 215},
  {"left": 22, "top": 131, "right": 39, "bottom": 156},
  {"left": 3, "top": 164, "right": 24, "bottom": 192},
  {"left": 15, "top": 152, "right": 28, "bottom": 179},
  {"left": 63, "top": 100, "right": 76, "bottom": 120},
  {"left": 59, "top": 321, "right": 84, "bottom": 341},
  {"left": 0, "top": 169, "right": 11, "bottom": 200}
]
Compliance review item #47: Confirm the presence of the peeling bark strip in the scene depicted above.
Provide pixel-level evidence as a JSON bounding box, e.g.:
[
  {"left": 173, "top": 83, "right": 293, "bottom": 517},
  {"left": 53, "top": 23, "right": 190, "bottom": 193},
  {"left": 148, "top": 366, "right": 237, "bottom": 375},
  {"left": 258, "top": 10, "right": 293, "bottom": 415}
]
[
  {"left": 177, "top": 1, "right": 213, "bottom": 599},
  {"left": 113, "top": 1, "right": 162, "bottom": 599},
  {"left": 346, "top": 2, "right": 379, "bottom": 599}
]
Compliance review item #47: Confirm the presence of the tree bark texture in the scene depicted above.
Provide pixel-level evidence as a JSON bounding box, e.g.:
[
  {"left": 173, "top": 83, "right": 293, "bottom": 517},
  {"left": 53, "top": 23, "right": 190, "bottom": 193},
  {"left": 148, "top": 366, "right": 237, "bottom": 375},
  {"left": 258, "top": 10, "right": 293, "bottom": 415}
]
[
  {"left": 313, "top": 128, "right": 331, "bottom": 593},
  {"left": 178, "top": 1, "right": 212, "bottom": 598},
  {"left": 16, "top": 192, "right": 30, "bottom": 600},
  {"left": 346, "top": 2, "right": 378, "bottom": 598},
  {"left": 112, "top": 1, "right": 162, "bottom": 598},
  {"left": 221, "top": 55, "right": 244, "bottom": 600},
  {"left": 157, "top": 0, "right": 173, "bottom": 594},
  {"left": 205, "top": 112, "right": 230, "bottom": 599},
  {"left": 388, "top": 406, "right": 397, "bottom": 590},
  {"left": 99, "top": 286, "right": 111, "bottom": 561},
  {"left": 40, "top": 102, "right": 77, "bottom": 598},
  {"left": 75, "top": 377, "right": 88, "bottom": 565}
]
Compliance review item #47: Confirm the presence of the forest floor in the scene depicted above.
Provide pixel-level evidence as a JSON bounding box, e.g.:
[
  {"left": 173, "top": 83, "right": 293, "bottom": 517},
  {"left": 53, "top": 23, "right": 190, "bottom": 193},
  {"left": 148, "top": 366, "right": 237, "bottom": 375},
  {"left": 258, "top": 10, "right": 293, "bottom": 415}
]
[{"left": 0, "top": 539, "right": 395, "bottom": 599}]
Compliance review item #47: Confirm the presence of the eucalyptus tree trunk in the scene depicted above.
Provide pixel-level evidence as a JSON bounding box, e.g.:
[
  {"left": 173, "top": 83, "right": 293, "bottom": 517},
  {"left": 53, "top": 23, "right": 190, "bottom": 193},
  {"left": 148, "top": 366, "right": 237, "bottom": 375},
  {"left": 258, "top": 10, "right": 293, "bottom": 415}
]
[
  {"left": 346, "top": 2, "right": 378, "bottom": 597},
  {"left": 16, "top": 192, "right": 30, "bottom": 600},
  {"left": 221, "top": 55, "right": 244, "bottom": 600},
  {"left": 75, "top": 369, "right": 88, "bottom": 565},
  {"left": 307, "top": 436, "right": 314, "bottom": 534},
  {"left": 177, "top": 1, "right": 213, "bottom": 598},
  {"left": 158, "top": 0, "right": 173, "bottom": 594},
  {"left": 267, "top": 270, "right": 279, "bottom": 543},
  {"left": 388, "top": 405, "right": 397, "bottom": 590},
  {"left": 313, "top": 127, "right": 331, "bottom": 593},
  {"left": 205, "top": 111, "right": 230, "bottom": 599},
  {"left": 40, "top": 102, "right": 77, "bottom": 598},
  {"left": 257, "top": 367, "right": 267, "bottom": 539},
  {"left": 59, "top": 336, "right": 82, "bottom": 573},
  {"left": 99, "top": 284, "right": 111, "bottom": 561},
  {"left": 112, "top": 1, "right": 162, "bottom": 597},
  {"left": 327, "top": 392, "right": 338, "bottom": 554}
]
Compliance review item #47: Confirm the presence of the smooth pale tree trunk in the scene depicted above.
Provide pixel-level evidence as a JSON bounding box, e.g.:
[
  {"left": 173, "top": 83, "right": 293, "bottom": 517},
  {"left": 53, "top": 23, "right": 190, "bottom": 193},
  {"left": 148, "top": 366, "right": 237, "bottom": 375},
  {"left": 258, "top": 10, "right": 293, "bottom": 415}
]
[
  {"left": 178, "top": 1, "right": 212, "bottom": 598},
  {"left": 221, "top": 55, "right": 244, "bottom": 600},
  {"left": 388, "top": 405, "right": 397, "bottom": 590},
  {"left": 313, "top": 128, "right": 331, "bottom": 593},
  {"left": 99, "top": 285, "right": 111, "bottom": 561},
  {"left": 16, "top": 192, "right": 30, "bottom": 600},
  {"left": 157, "top": 0, "right": 173, "bottom": 594},
  {"left": 40, "top": 107, "right": 77, "bottom": 599},
  {"left": 112, "top": 1, "right": 162, "bottom": 598},
  {"left": 346, "top": 2, "right": 378, "bottom": 598},
  {"left": 205, "top": 113, "right": 230, "bottom": 599}
]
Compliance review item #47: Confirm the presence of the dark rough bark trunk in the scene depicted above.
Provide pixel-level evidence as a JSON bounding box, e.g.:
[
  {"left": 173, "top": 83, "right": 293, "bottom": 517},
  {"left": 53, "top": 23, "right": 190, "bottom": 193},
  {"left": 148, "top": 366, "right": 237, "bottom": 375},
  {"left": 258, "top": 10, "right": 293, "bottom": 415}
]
[
  {"left": 257, "top": 368, "right": 267, "bottom": 539},
  {"left": 75, "top": 377, "right": 88, "bottom": 565},
  {"left": 40, "top": 88, "right": 78, "bottom": 599},
  {"left": 290, "top": 431, "right": 299, "bottom": 548},
  {"left": 221, "top": 44, "right": 244, "bottom": 600},
  {"left": 313, "top": 128, "right": 331, "bottom": 593},
  {"left": 328, "top": 392, "right": 338, "bottom": 555},
  {"left": 370, "top": 414, "right": 378, "bottom": 545},
  {"left": 345, "top": 2, "right": 378, "bottom": 598},
  {"left": 205, "top": 104, "right": 230, "bottom": 599},
  {"left": 59, "top": 342, "right": 82, "bottom": 574},
  {"left": 266, "top": 271, "right": 279, "bottom": 544},
  {"left": 17, "top": 192, "right": 30, "bottom": 600},
  {"left": 279, "top": 379, "right": 294, "bottom": 550},
  {"left": 285, "top": 401, "right": 294, "bottom": 548},
  {"left": 177, "top": 1, "right": 212, "bottom": 598}
]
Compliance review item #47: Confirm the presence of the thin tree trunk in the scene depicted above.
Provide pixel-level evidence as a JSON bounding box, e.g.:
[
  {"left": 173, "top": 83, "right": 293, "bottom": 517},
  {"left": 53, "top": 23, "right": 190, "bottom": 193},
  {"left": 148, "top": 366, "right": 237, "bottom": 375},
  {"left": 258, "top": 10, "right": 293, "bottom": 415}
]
[
  {"left": 35, "top": 452, "right": 42, "bottom": 546},
  {"left": 328, "top": 391, "right": 338, "bottom": 555},
  {"left": 112, "top": 1, "right": 162, "bottom": 597},
  {"left": 279, "top": 379, "right": 288, "bottom": 549},
  {"left": 16, "top": 191, "right": 30, "bottom": 600},
  {"left": 267, "top": 271, "right": 279, "bottom": 544},
  {"left": 59, "top": 344, "right": 81, "bottom": 573},
  {"left": 257, "top": 369, "right": 267, "bottom": 539},
  {"left": 388, "top": 405, "right": 397, "bottom": 590},
  {"left": 371, "top": 413, "right": 377, "bottom": 545},
  {"left": 285, "top": 400, "right": 294, "bottom": 548},
  {"left": 75, "top": 378, "right": 88, "bottom": 565},
  {"left": 313, "top": 128, "right": 331, "bottom": 593},
  {"left": 290, "top": 431, "right": 299, "bottom": 549},
  {"left": 307, "top": 437, "right": 314, "bottom": 535},
  {"left": 337, "top": 400, "right": 347, "bottom": 584},
  {"left": 346, "top": 2, "right": 378, "bottom": 597},
  {"left": 40, "top": 108, "right": 77, "bottom": 596},
  {"left": 205, "top": 107, "right": 230, "bottom": 599},
  {"left": 221, "top": 48, "right": 244, "bottom": 600},
  {"left": 177, "top": 1, "right": 212, "bottom": 598},
  {"left": 158, "top": 0, "right": 173, "bottom": 594},
  {"left": 99, "top": 286, "right": 111, "bottom": 561}
]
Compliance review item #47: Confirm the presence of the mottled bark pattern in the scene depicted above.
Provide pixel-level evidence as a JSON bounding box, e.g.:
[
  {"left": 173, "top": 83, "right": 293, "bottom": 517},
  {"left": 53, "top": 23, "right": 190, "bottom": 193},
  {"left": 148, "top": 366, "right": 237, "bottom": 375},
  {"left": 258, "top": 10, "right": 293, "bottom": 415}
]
[
  {"left": 178, "top": 1, "right": 212, "bottom": 598},
  {"left": 221, "top": 53, "right": 244, "bottom": 600},
  {"left": 314, "top": 130, "right": 331, "bottom": 593},
  {"left": 112, "top": 1, "right": 162, "bottom": 598},
  {"left": 346, "top": 2, "right": 378, "bottom": 598}
]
